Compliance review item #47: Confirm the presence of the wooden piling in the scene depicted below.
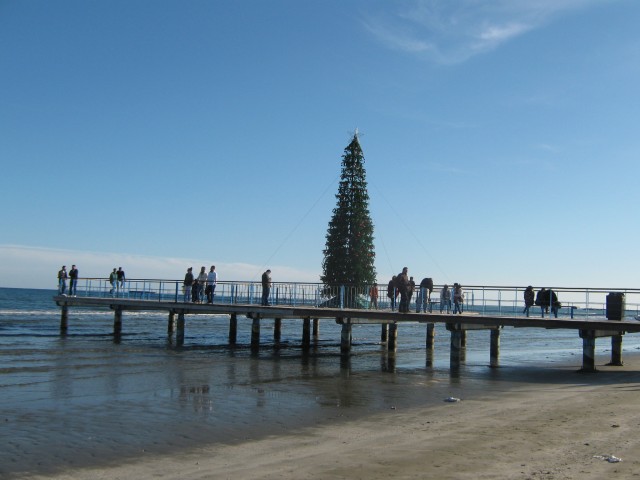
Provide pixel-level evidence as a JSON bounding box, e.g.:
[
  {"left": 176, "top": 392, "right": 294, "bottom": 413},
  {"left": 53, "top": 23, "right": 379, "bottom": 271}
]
[
  {"left": 388, "top": 323, "right": 398, "bottom": 351},
  {"left": 274, "top": 318, "right": 281, "bottom": 342},
  {"left": 229, "top": 313, "right": 237, "bottom": 345},
  {"left": 176, "top": 312, "right": 185, "bottom": 346},
  {"left": 380, "top": 323, "right": 388, "bottom": 343},
  {"left": 450, "top": 328, "right": 463, "bottom": 369},
  {"left": 340, "top": 320, "right": 351, "bottom": 353},
  {"left": 251, "top": 315, "right": 260, "bottom": 352},
  {"left": 167, "top": 311, "right": 175, "bottom": 334},
  {"left": 60, "top": 305, "right": 68, "bottom": 334},
  {"left": 490, "top": 329, "right": 500, "bottom": 368},
  {"left": 302, "top": 317, "right": 311, "bottom": 348},
  {"left": 312, "top": 318, "right": 319, "bottom": 336},
  {"left": 426, "top": 323, "right": 435, "bottom": 349},
  {"left": 113, "top": 308, "right": 122, "bottom": 336}
]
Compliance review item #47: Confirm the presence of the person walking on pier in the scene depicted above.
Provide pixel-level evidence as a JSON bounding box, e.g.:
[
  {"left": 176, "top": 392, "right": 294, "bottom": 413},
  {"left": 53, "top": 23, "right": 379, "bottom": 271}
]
[
  {"left": 57, "top": 266, "right": 67, "bottom": 295},
  {"left": 68, "top": 265, "right": 78, "bottom": 296},
  {"left": 109, "top": 268, "right": 117, "bottom": 296},
  {"left": 440, "top": 284, "right": 451, "bottom": 313},
  {"left": 453, "top": 283, "right": 464, "bottom": 314},
  {"left": 523, "top": 286, "right": 535, "bottom": 317},
  {"left": 396, "top": 267, "right": 410, "bottom": 313},
  {"left": 196, "top": 267, "right": 207, "bottom": 303},
  {"left": 183, "top": 267, "right": 194, "bottom": 302},
  {"left": 261, "top": 269, "right": 272, "bottom": 306},
  {"left": 116, "top": 267, "right": 126, "bottom": 295},
  {"left": 416, "top": 277, "right": 434, "bottom": 313},
  {"left": 206, "top": 265, "right": 217, "bottom": 303},
  {"left": 408, "top": 276, "right": 416, "bottom": 309},
  {"left": 368, "top": 284, "right": 378, "bottom": 309}
]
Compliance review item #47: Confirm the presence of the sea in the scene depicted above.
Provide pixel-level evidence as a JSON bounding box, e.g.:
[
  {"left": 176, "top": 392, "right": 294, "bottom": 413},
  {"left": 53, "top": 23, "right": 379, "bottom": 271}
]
[{"left": 2, "top": 287, "right": 640, "bottom": 478}]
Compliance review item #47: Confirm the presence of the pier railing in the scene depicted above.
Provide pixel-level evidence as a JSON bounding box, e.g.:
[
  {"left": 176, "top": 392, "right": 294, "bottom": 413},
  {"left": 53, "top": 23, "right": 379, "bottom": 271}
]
[{"left": 62, "top": 278, "right": 640, "bottom": 320}]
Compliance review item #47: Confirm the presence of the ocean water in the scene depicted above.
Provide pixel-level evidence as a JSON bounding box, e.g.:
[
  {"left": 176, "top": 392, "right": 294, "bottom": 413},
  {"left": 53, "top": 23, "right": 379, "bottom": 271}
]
[{"left": 2, "top": 287, "right": 640, "bottom": 477}]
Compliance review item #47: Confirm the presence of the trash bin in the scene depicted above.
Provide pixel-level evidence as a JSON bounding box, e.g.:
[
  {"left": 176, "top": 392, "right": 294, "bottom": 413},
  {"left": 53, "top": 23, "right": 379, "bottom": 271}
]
[{"left": 606, "top": 292, "right": 625, "bottom": 320}]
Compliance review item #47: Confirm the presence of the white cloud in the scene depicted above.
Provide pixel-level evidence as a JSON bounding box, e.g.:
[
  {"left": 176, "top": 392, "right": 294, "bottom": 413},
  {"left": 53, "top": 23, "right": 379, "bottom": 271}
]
[
  {"left": 363, "top": 0, "right": 603, "bottom": 64},
  {"left": 0, "top": 245, "right": 320, "bottom": 290}
]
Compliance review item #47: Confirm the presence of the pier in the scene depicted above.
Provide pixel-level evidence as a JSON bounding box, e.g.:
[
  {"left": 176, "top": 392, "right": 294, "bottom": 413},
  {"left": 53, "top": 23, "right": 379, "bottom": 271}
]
[{"left": 54, "top": 279, "right": 640, "bottom": 372}]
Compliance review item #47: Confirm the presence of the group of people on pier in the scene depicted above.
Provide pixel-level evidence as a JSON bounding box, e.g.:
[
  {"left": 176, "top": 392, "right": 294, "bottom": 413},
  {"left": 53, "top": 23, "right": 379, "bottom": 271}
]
[
  {"left": 523, "top": 286, "right": 561, "bottom": 318},
  {"left": 182, "top": 266, "right": 218, "bottom": 303}
]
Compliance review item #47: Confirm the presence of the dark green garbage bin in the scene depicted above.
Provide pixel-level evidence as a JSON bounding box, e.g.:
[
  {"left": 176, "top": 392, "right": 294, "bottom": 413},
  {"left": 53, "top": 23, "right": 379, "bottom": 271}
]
[{"left": 606, "top": 292, "right": 625, "bottom": 320}]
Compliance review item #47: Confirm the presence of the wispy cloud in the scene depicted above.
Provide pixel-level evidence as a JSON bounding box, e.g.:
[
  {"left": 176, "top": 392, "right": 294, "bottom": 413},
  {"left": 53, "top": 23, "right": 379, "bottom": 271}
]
[
  {"left": 363, "top": 0, "right": 602, "bottom": 64},
  {"left": 0, "top": 245, "right": 320, "bottom": 289}
]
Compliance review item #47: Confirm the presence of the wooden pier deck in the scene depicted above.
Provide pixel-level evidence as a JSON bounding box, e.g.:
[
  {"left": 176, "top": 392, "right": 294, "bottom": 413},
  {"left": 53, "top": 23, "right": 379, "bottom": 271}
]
[{"left": 53, "top": 294, "right": 640, "bottom": 372}]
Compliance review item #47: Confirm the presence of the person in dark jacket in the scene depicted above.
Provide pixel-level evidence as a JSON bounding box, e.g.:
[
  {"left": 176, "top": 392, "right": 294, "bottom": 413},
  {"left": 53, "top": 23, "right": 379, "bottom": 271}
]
[
  {"left": 416, "top": 277, "right": 434, "bottom": 313},
  {"left": 387, "top": 276, "right": 397, "bottom": 311},
  {"left": 261, "top": 269, "right": 272, "bottom": 306},
  {"left": 523, "top": 286, "right": 535, "bottom": 317},
  {"left": 396, "top": 267, "right": 410, "bottom": 313},
  {"left": 183, "top": 267, "right": 194, "bottom": 302}
]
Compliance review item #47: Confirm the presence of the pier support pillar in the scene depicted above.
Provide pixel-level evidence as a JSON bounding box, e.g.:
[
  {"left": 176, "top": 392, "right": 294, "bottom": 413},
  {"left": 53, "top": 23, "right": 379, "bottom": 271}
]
[
  {"left": 609, "top": 334, "right": 624, "bottom": 366},
  {"left": 426, "top": 323, "right": 435, "bottom": 349},
  {"left": 313, "top": 318, "right": 319, "bottom": 337},
  {"left": 490, "top": 329, "right": 500, "bottom": 368},
  {"left": 388, "top": 323, "right": 398, "bottom": 351},
  {"left": 251, "top": 316, "right": 260, "bottom": 353},
  {"left": 167, "top": 312, "right": 175, "bottom": 335},
  {"left": 380, "top": 324, "right": 388, "bottom": 343},
  {"left": 302, "top": 317, "right": 311, "bottom": 349},
  {"left": 580, "top": 330, "right": 596, "bottom": 372},
  {"left": 60, "top": 305, "right": 68, "bottom": 334},
  {"left": 461, "top": 330, "right": 467, "bottom": 347},
  {"left": 113, "top": 308, "right": 122, "bottom": 337},
  {"left": 340, "top": 321, "right": 352, "bottom": 353},
  {"left": 450, "top": 328, "right": 463, "bottom": 370},
  {"left": 229, "top": 313, "right": 237, "bottom": 345},
  {"left": 176, "top": 313, "right": 185, "bottom": 346},
  {"left": 273, "top": 318, "right": 281, "bottom": 342}
]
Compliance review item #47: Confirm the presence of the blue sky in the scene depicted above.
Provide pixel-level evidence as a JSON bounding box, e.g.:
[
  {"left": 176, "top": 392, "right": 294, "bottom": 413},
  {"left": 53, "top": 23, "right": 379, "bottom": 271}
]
[{"left": 2, "top": 0, "right": 639, "bottom": 290}]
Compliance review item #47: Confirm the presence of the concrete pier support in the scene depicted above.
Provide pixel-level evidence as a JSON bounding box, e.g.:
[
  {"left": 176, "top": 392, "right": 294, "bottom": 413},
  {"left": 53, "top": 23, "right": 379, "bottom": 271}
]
[
  {"left": 229, "top": 313, "right": 237, "bottom": 345},
  {"left": 302, "top": 317, "right": 311, "bottom": 348},
  {"left": 60, "top": 305, "right": 68, "bottom": 334},
  {"left": 312, "top": 318, "right": 319, "bottom": 336},
  {"left": 450, "top": 328, "right": 463, "bottom": 369},
  {"left": 461, "top": 330, "right": 467, "bottom": 347},
  {"left": 176, "top": 312, "right": 185, "bottom": 346},
  {"left": 388, "top": 323, "right": 398, "bottom": 351},
  {"left": 610, "top": 334, "right": 623, "bottom": 366},
  {"left": 340, "top": 321, "right": 351, "bottom": 353},
  {"left": 380, "top": 323, "right": 388, "bottom": 343},
  {"left": 274, "top": 318, "right": 282, "bottom": 342},
  {"left": 113, "top": 308, "right": 123, "bottom": 336},
  {"left": 167, "top": 312, "right": 175, "bottom": 335},
  {"left": 251, "top": 316, "right": 260, "bottom": 352},
  {"left": 580, "top": 330, "right": 596, "bottom": 372},
  {"left": 490, "top": 329, "right": 500, "bottom": 368}
]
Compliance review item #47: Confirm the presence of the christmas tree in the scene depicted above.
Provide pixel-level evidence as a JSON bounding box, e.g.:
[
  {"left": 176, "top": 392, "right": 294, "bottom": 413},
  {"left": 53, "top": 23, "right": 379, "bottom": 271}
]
[{"left": 321, "top": 132, "right": 376, "bottom": 302}]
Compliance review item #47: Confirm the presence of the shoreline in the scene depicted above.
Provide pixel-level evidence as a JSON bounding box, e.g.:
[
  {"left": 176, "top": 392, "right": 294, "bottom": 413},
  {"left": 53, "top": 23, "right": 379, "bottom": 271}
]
[{"left": 16, "top": 357, "right": 640, "bottom": 480}]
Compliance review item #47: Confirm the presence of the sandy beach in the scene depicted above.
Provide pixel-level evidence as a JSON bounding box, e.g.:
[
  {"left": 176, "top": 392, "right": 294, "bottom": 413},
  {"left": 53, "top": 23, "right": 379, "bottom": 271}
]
[{"left": 19, "top": 359, "right": 640, "bottom": 480}]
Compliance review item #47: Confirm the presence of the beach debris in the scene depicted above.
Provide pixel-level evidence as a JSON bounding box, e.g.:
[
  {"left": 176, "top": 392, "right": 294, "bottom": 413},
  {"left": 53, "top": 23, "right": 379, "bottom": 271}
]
[
  {"left": 593, "top": 454, "right": 622, "bottom": 463},
  {"left": 390, "top": 406, "right": 396, "bottom": 410},
  {"left": 444, "top": 396, "right": 461, "bottom": 403}
]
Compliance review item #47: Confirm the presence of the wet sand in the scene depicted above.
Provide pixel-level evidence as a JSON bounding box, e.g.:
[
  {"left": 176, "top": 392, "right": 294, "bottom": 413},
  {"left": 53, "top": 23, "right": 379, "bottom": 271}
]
[{"left": 15, "top": 356, "right": 640, "bottom": 480}]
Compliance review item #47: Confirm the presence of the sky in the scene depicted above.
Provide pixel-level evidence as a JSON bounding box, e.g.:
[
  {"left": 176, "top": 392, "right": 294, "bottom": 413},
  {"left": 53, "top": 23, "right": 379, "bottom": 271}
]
[{"left": 2, "top": 0, "right": 640, "bottom": 290}]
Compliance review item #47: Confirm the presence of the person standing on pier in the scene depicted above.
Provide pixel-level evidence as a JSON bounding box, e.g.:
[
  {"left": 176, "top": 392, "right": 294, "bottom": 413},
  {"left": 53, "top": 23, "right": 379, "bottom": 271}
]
[
  {"left": 416, "top": 277, "right": 434, "bottom": 313},
  {"left": 408, "top": 276, "right": 416, "bottom": 309},
  {"left": 68, "top": 265, "right": 79, "bottom": 296},
  {"left": 183, "top": 267, "right": 194, "bottom": 302},
  {"left": 116, "top": 267, "right": 126, "bottom": 295},
  {"left": 109, "top": 268, "right": 117, "bottom": 296},
  {"left": 387, "top": 276, "right": 397, "bottom": 311},
  {"left": 196, "top": 267, "right": 207, "bottom": 303},
  {"left": 368, "top": 284, "right": 378, "bottom": 309},
  {"left": 523, "top": 286, "right": 535, "bottom": 317},
  {"left": 57, "top": 266, "right": 67, "bottom": 295},
  {"left": 440, "top": 284, "right": 451, "bottom": 313},
  {"left": 396, "top": 267, "right": 410, "bottom": 313},
  {"left": 206, "top": 265, "right": 217, "bottom": 304},
  {"left": 453, "top": 283, "right": 464, "bottom": 314},
  {"left": 536, "top": 288, "right": 548, "bottom": 317},
  {"left": 261, "top": 269, "right": 272, "bottom": 306}
]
